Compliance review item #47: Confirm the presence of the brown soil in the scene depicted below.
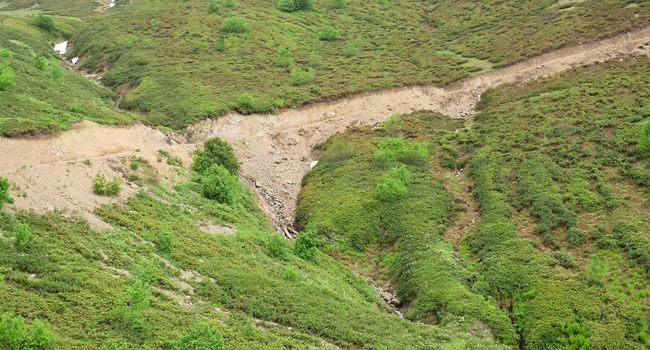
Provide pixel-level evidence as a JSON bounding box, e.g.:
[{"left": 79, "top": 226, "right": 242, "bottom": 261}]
[{"left": 1, "top": 26, "right": 649, "bottom": 230}]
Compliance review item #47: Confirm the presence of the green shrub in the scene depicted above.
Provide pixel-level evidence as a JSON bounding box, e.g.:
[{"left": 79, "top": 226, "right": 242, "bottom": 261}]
[
  {"left": 342, "top": 41, "right": 360, "bottom": 57},
  {"left": 177, "top": 322, "right": 224, "bottom": 350},
  {"left": 200, "top": 164, "right": 239, "bottom": 204},
  {"left": 14, "top": 223, "right": 32, "bottom": 251},
  {"left": 0, "top": 65, "right": 16, "bottom": 91},
  {"left": 551, "top": 251, "right": 578, "bottom": 269},
  {"left": 207, "top": 1, "right": 219, "bottom": 13},
  {"left": 220, "top": 16, "right": 249, "bottom": 33},
  {"left": 277, "top": 0, "right": 312, "bottom": 12},
  {"left": 374, "top": 166, "right": 410, "bottom": 203},
  {"left": 330, "top": 0, "right": 346, "bottom": 9},
  {"left": 50, "top": 65, "right": 64, "bottom": 83},
  {"left": 215, "top": 35, "right": 227, "bottom": 52},
  {"left": 320, "top": 140, "right": 355, "bottom": 162},
  {"left": 317, "top": 25, "right": 341, "bottom": 41},
  {"left": 307, "top": 51, "right": 322, "bottom": 68},
  {"left": 267, "top": 235, "right": 290, "bottom": 260},
  {"left": 114, "top": 279, "right": 150, "bottom": 331},
  {"left": 236, "top": 92, "right": 257, "bottom": 114},
  {"left": 92, "top": 174, "right": 121, "bottom": 196},
  {"left": 156, "top": 227, "right": 173, "bottom": 254},
  {"left": 294, "top": 227, "right": 319, "bottom": 260},
  {"left": 0, "top": 49, "right": 12, "bottom": 58},
  {"left": 35, "top": 14, "right": 54, "bottom": 31},
  {"left": 374, "top": 138, "right": 430, "bottom": 166},
  {"left": 273, "top": 47, "right": 293, "bottom": 67},
  {"left": 223, "top": 0, "right": 235, "bottom": 7},
  {"left": 34, "top": 56, "right": 47, "bottom": 71},
  {"left": 0, "top": 177, "right": 13, "bottom": 208},
  {"left": 290, "top": 69, "right": 314, "bottom": 86},
  {"left": 567, "top": 227, "right": 584, "bottom": 247},
  {"left": 639, "top": 119, "right": 650, "bottom": 156},
  {"left": 0, "top": 314, "right": 53, "bottom": 350},
  {"left": 192, "top": 137, "right": 240, "bottom": 175}
]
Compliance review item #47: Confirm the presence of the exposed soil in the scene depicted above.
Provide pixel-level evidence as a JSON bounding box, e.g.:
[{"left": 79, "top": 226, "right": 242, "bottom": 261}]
[{"left": 1, "top": 26, "right": 649, "bottom": 230}]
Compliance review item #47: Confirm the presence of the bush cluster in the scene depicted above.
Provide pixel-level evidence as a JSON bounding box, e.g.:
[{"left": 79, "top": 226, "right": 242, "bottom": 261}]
[
  {"left": 0, "top": 313, "right": 53, "bottom": 350},
  {"left": 0, "top": 176, "right": 13, "bottom": 208},
  {"left": 277, "top": 0, "right": 312, "bottom": 12},
  {"left": 220, "top": 16, "right": 248, "bottom": 33},
  {"left": 92, "top": 174, "right": 121, "bottom": 196},
  {"left": 374, "top": 165, "right": 410, "bottom": 203},
  {"left": 192, "top": 137, "right": 240, "bottom": 175}
]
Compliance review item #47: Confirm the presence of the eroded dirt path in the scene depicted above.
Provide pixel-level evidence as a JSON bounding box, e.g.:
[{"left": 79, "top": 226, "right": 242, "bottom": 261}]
[{"left": 1, "top": 26, "right": 649, "bottom": 230}]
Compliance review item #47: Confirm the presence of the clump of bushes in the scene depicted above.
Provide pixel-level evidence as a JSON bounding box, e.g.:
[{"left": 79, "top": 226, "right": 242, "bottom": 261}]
[
  {"left": 266, "top": 235, "right": 290, "bottom": 260},
  {"left": 294, "top": 226, "right": 319, "bottom": 260},
  {"left": 0, "top": 49, "right": 12, "bottom": 58},
  {"left": 156, "top": 227, "right": 173, "bottom": 254},
  {"left": 0, "top": 65, "right": 16, "bottom": 91},
  {"left": 290, "top": 69, "right": 314, "bottom": 86},
  {"left": 277, "top": 0, "right": 312, "bottom": 12},
  {"left": 92, "top": 173, "right": 122, "bottom": 196},
  {"left": 113, "top": 279, "right": 150, "bottom": 331},
  {"left": 13, "top": 223, "right": 32, "bottom": 251},
  {"left": 215, "top": 35, "right": 227, "bottom": 52},
  {"left": 34, "top": 56, "right": 47, "bottom": 71},
  {"left": 330, "top": 0, "right": 346, "bottom": 9},
  {"left": 640, "top": 119, "right": 650, "bottom": 156},
  {"left": 374, "top": 138, "right": 429, "bottom": 166},
  {"left": 192, "top": 137, "right": 240, "bottom": 175},
  {"left": 207, "top": 1, "right": 219, "bottom": 13},
  {"left": 317, "top": 25, "right": 341, "bottom": 41},
  {"left": 220, "top": 16, "right": 249, "bottom": 33},
  {"left": 0, "top": 313, "right": 53, "bottom": 350},
  {"left": 274, "top": 47, "right": 293, "bottom": 67},
  {"left": 320, "top": 139, "right": 355, "bottom": 163},
  {"left": 34, "top": 14, "right": 54, "bottom": 31},
  {"left": 342, "top": 41, "right": 360, "bottom": 58},
  {"left": 177, "top": 322, "right": 224, "bottom": 350}
]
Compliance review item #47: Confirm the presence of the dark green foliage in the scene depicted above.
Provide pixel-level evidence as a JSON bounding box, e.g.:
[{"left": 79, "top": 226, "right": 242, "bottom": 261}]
[
  {"left": 319, "top": 139, "right": 354, "bottom": 163},
  {"left": 0, "top": 314, "right": 53, "bottom": 350},
  {"left": 0, "top": 49, "right": 12, "bottom": 58},
  {"left": 92, "top": 173, "right": 121, "bottom": 196},
  {"left": 177, "top": 322, "right": 224, "bottom": 350},
  {"left": 0, "top": 177, "right": 13, "bottom": 208},
  {"left": 34, "top": 14, "right": 54, "bottom": 31},
  {"left": 559, "top": 322, "right": 591, "bottom": 350},
  {"left": 192, "top": 137, "right": 240, "bottom": 175},
  {"left": 220, "top": 16, "right": 248, "bottom": 33},
  {"left": 567, "top": 227, "right": 584, "bottom": 247},
  {"left": 330, "top": 0, "right": 345, "bottom": 9},
  {"left": 215, "top": 35, "right": 227, "bottom": 52},
  {"left": 342, "top": 41, "right": 360, "bottom": 58},
  {"left": 199, "top": 165, "right": 239, "bottom": 204},
  {"left": 316, "top": 25, "right": 340, "bottom": 41},
  {"left": 0, "top": 65, "right": 15, "bottom": 91},
  {"left": 551, "top": 251, "right": 578, "bottom": 269}
]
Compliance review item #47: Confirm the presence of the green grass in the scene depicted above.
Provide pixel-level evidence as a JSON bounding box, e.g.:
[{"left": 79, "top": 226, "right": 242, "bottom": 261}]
[
  {"left": 297, "top": 57, "right": 650, "bottom": 349},
  {"left": 67, "top": 0, "right": 649, "bottom": 130},
  {"left": 0, "top": 14, "right": 136, "bottom": 135},
  {"left": 0, "top": 0, "right": 100, "bottom": 18}
]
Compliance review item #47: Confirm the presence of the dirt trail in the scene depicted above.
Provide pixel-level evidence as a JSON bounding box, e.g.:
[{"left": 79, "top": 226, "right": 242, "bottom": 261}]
[{"left": 1, "top": 26, "right": 649, "bottom": 230}]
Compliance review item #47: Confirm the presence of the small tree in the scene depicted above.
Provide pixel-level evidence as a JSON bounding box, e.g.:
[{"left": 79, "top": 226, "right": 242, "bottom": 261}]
[
  {"left": 0, "top": 65, "right": 16, "bottom": 91},
  {"left": 114, "top": 279, "right": 150, "bottom": 331},
  {"left": 236, "top": 92, "right": 257, "bottom": 114},
  {"left": 0, "top": 177, "right": 13, "bottom": 209},
  {"left": 207, "top": 1, "right": 219, "bottom": 13},
  {"left": 220, "top": 16, "right": 249, "bottom": 33},
  {"left": 14, "top": 223, "right": 32, "bottom": 251},
  {"left": 290, "top": 69, "right": 314, "bottom": 86},
  {"left": 267, "top": 235, "right": 289, "bottom": 260},
  {"left": 35, "top": 14, "right": 55, "bottom": 31},
  {"left": 192, "top": 137, "right": 240, "bottom": 175},
  {"left": 200, "top": 165, "right": 239, "bottom": 204},
  {"left": 0, "top": 314, "right": 53, "bottom": 350},
  {"left": 374, "top": 165, "right": 411, "bottom": 203},
  {"left": 92, "top": 173, "right": 121, "bottom": 196},
  {"left": 177, "top": 322, "right": 224, "bottom": 350}
]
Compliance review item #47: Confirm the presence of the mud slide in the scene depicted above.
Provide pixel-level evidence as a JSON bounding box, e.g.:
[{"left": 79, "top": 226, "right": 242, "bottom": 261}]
[{"left": 1, "top": 26, "right": 649, "bottom": 231}]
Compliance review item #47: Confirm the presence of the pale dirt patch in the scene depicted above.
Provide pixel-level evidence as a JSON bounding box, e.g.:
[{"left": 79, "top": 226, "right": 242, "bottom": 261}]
[{"left": 2, "top": 26, "right": 650, "bottom": 232}]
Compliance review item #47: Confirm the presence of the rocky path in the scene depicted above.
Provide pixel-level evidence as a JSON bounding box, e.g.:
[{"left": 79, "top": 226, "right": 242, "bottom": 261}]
[{"left": 1, "top": 25, "right": 649, "bottom": 231}]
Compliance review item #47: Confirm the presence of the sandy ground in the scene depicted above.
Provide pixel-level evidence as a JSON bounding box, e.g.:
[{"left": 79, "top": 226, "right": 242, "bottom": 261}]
[{"left": 1, "top": 25, "right": 649, "bottom": 231}]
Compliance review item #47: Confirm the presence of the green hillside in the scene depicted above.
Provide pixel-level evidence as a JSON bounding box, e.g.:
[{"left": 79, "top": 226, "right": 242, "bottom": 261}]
[
  {"left": 69, "top": 0, "right": 650, "bottom": 129},
  {"left": 297, "top": 56, "right": 650, "bottom": 349}
]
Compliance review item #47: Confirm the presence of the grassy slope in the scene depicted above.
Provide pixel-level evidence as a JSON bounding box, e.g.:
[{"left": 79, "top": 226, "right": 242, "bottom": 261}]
[
  {"left": 0, "top": 14, "right": 135, "bottom": 135},
  {"left": 0, "top": 0, "right": 99, "bottom": 18},
  {"left": 70, "top": 0, "right": 650, "bottom": 130},
  {"left": 296, "top": 56, "right": 650, "bottom": 349},
  {"left": 0, "top": 159, "right": 503, "bottom": 349}
]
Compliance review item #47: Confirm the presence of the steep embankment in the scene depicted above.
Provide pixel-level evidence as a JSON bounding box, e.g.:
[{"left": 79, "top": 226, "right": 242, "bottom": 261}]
[{"left": 1, "top": 26, "right": 649, "bottom": 229}]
